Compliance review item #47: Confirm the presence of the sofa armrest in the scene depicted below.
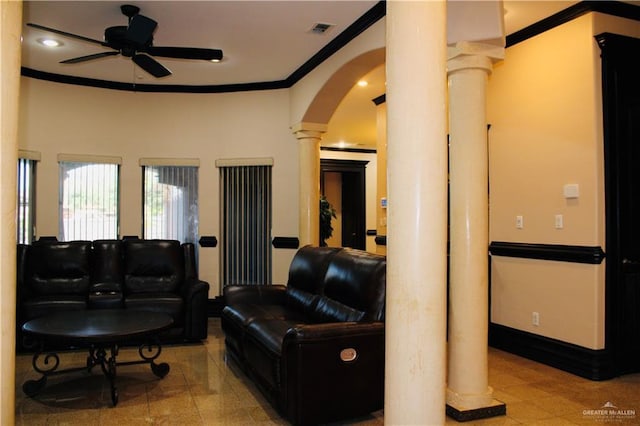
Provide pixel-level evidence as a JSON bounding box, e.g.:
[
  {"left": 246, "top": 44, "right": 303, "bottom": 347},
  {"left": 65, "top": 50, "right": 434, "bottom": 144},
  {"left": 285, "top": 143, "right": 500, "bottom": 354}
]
[
  {"left": 285, "top": 321, "right": 384, "bottom": 341},
  {"left": 182, "top": 279, "right": 210, "bottom": 340},
  {"left": 223, "top": 284, "right": 287, "bottom": 306},
  {"left": 281, "top": 322, "right": 385, "bottom": 425}
]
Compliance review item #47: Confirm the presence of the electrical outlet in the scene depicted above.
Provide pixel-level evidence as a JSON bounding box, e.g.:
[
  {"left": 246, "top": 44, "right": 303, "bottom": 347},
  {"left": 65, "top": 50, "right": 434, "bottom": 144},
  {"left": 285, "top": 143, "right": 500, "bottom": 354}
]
[
  {"left": 532, "top": 311, "right": 540, "bottom": 326},
  {"left": 516, "top": 215, "right": 524, "bottom": 229}
]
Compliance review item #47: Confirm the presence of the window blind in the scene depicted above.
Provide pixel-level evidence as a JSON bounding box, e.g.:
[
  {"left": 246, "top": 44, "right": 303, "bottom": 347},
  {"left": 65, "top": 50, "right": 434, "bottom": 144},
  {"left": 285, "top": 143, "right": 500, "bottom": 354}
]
[
  {"left": 17, "top": 158, "right": 37, "bottom": 244},
  {"left": 59, "top": 161, "right": 119, "bottom": 241},
  {"left": 143, "top": 165, "right": 199, "bottom": 246},
  {"left": 219, "top": 164, "right": 272, "bottom": 287}
]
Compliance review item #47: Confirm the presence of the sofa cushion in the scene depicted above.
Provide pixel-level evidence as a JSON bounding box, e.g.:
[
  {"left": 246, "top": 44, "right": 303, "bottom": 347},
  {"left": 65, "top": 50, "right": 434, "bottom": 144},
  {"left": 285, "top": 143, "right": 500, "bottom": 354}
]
[
  {"left": 244, "top": 319, "right": 299, "bottom": 395},
  {"left": 286, "top": 245, "right": 342, "bottom": 295},
  {"left": 246, "top": 319, "right": 297, "bottom": 356},
  {"left": 321, "top": 248, "right": 386, "bottom": 321},
  {"left": 284, "top": 287, "right": 320, "bottom": 317},
  {"left": 91, "top": 239, "right": 123, "bottom": 285},
  {"left": 27, "top": 241, "right": 92, "bottom": 296},
  {"left": 124, "top": 240, "right": 184, "bottom": 293},
  {"left": 223, "top": 303, "right": 305, "bottom": 329},
  {"left": 311, "top": 296, "right": 365, "bottom": 323}
]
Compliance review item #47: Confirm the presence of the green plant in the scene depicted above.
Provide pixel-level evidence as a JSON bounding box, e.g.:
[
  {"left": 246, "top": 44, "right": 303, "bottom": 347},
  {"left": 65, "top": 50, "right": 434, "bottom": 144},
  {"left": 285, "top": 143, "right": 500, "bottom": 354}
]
[{"left": 319, "top": 195, "right": 337, "bottom": 247}]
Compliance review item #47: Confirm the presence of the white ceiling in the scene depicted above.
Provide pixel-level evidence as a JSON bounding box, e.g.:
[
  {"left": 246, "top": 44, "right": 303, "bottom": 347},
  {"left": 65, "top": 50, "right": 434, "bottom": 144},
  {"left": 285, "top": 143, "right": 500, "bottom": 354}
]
[
  {"left": 21, "top": 1, "right": 379, "bottom": 86},
  {"left": 21, "top": 1, "right": 584, "bottom": 87},
  {"left": 21, "top": 1, "right": 619, "bottom": 148}
]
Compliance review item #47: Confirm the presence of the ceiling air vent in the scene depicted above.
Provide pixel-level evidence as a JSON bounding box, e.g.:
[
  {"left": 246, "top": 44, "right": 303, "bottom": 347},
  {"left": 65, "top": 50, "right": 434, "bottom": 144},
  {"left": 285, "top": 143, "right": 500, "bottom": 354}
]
[{"left": 309, "top": 22, "right": 335, "bottom": 35}]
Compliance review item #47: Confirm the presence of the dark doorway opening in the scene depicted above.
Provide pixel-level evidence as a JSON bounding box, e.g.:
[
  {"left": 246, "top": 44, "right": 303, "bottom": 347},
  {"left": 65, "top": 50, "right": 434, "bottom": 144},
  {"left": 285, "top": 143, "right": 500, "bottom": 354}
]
[
  {"left": 320, "top": 159, "right": 368, "bottom": 250},
  {"left": 598, "top": 32, "right": 640, "bottom": 376}
]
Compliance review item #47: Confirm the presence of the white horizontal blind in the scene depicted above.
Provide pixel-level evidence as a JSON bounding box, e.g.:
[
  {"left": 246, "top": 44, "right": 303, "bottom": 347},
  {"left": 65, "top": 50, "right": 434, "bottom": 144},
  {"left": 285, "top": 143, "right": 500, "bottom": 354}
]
[
  {"left": 16, "top": 158, "right": 37, "bottom": 244},
  {"left": 59, "top": 161, "right": 119, "bottom": 241},
  {"left": 220, "top": 164, "right": 272, "bottom": 286},
  {"left": 143, "top": 165, "right": 199, "bottom": 247}
]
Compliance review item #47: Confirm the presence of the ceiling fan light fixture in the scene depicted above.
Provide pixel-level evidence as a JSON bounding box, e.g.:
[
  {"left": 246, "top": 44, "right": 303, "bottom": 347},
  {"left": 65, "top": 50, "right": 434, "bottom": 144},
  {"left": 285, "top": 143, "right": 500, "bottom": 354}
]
[
  {"left": 28, "top": 4, "right": 224, "bottom": 79},
  {"left": 38, "top": 37, "right": 62, "bottom": 47}
]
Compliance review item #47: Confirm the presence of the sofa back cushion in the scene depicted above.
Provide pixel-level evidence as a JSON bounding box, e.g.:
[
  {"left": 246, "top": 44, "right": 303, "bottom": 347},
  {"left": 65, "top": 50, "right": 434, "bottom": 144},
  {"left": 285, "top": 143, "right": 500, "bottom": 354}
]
[
  {"left": 91, "top": 239, "right": 123, "bottom": 285},
  {"left": 285, "top": 246, "right": 342, "bottom": 314},
  {"left": 314, "top": 248, "right": 386, "bottom": 322},
  {"left": 124, "top": 239, "right": 184, "bottom": 293},
  {"left": 26, "top": 240, "right": 92, "bottom": 295}
]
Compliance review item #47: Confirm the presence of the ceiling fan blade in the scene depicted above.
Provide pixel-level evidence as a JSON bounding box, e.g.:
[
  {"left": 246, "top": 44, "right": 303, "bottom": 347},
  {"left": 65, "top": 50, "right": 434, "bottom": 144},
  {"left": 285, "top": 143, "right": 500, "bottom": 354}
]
[
  {"left": 27, "top": 23, "right": 106, "bottom": 46},
  {"left": 132, "top": 53, "right": 171, "bottom": 78},
  {"left": 126, "top": 15, "right": 157, "bottom": 46},
  {"left": 145, "top": 46, "right": 223, "bottom": 61},
  {"left": 60, "top": 51, "right": 119, "bottom": 64}
]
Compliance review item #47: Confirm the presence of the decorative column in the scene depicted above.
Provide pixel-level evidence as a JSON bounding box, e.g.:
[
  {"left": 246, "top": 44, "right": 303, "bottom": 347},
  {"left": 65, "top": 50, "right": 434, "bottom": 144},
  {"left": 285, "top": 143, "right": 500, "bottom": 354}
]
[
  {"left": 292, "top": 122, "right": 326, "bottom": 247},
  {"left": 385, "top": 2, "right": 448, "bottom": 425},
  {"left": 0, "top": 1, "right": 22, "bottom": 424},
  {"left": 446, "top": 41, "right": 505, "bottom": 421}
]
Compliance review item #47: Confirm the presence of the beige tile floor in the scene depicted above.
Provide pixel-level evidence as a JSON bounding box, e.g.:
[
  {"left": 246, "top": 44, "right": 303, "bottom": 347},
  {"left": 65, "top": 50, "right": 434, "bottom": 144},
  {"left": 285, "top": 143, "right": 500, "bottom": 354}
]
[{"left": 15, "top": 318, "right": 640, "bottom": 425}]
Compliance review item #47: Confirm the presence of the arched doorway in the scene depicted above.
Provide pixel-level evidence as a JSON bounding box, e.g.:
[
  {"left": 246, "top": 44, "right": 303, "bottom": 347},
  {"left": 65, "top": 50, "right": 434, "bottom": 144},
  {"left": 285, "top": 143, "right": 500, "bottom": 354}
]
[{"left": 299, "top": 48, "right": 385, "bottom": 248}]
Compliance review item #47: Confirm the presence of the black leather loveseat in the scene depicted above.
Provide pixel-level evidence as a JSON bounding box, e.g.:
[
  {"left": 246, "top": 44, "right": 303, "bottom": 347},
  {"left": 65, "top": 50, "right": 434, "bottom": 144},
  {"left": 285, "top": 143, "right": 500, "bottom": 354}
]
[
  {"left": 221, "top": 245, "right": 386, "bottom": 425},
  {"left": 16, "top": 238, "right": 210, "bottom": 348}
]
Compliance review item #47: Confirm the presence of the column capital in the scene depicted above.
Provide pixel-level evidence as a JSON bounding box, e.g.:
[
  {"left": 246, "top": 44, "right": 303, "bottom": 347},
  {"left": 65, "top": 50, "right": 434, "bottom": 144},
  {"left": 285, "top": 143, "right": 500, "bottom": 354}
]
[
  {"left": 291, "top": 122, "right": 328, "bottom": 140},
  {"left": 447, "top": 41, "right": 505, "bottom": 75}
]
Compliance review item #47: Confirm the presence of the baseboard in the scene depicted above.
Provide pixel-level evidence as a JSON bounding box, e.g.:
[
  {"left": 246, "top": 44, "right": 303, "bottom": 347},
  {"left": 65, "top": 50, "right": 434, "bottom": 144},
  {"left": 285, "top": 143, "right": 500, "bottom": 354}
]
[
  {"left": 446, "top": 400, "right": 506, "bottom": 422},
  {"left": 489, "top": 323, "right": 616, "bottom": 380},
  {"left": 208, "top": 296, "right": 225, "bottom": 317}
]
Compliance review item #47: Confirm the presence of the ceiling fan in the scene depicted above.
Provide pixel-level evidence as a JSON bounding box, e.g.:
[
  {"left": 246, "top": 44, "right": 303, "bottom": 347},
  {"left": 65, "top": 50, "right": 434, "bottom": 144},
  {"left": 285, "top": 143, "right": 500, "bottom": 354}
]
[{"left": 27, "top": 4, "right": 223, "bottom": 78}]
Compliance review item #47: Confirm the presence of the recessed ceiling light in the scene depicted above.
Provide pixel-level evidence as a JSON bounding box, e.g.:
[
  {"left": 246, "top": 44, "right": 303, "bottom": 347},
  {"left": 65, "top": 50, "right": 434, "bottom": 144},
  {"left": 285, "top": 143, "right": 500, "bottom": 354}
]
[
  {"left": 210, "top": 58, "right": 221, "bottom": 63},
  {"left": 357, "top": 80, "right": 368, "bottom": 87},
  {"left": 37, "top": 38, "right": 62, "bottom": 47}
]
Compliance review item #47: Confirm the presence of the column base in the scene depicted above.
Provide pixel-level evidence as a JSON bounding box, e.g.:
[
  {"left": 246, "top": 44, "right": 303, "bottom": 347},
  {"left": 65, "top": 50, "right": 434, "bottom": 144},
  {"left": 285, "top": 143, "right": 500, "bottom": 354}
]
[{"left": 446, "top": 399, "right": 506, "bottom": 422}]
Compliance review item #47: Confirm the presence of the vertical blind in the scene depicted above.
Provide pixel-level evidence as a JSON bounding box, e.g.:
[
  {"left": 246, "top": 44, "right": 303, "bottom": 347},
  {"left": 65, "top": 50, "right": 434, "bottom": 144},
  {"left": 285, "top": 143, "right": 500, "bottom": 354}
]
[
  {"left": 220, "top": 164, "right": 272, "bottom": 286},
  {"left": 143, "top": 165, "right": 199, "bottom": 246},
  {"left": 59, "top": 161, "right": 119, "bottom": 241},
  {"left": 16, "top": 158, "right": 36, "bottom": 244}
]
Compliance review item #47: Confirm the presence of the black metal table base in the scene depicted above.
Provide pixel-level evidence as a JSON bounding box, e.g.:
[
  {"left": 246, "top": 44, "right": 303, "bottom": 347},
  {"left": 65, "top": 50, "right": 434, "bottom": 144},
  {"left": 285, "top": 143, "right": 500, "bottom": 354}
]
[{"left": 23, "top": 340, "right": 170, "bottom": 406}]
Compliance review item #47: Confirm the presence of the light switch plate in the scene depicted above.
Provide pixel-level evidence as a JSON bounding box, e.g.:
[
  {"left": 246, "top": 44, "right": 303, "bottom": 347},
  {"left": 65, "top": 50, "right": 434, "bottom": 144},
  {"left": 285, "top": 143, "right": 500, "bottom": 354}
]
[{"left": 563, "top": 184, "right": 579, "bottom": 199}]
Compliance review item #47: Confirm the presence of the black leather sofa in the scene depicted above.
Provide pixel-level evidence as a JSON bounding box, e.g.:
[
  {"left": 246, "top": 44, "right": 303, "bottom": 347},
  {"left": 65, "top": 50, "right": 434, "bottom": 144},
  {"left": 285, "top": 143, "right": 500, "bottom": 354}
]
[
  {"left": 221, "top": 245, "right": 386, "bottom": 425},
  {"left": 16, "top": 238, "right": 210, "bottom": 348}
]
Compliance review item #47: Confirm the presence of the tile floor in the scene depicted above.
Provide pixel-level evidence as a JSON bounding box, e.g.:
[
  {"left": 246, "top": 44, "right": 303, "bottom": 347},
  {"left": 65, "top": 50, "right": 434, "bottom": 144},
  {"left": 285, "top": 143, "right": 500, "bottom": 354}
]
[{"left": 14, "top": 318, "right": 640, "bottom": 425}]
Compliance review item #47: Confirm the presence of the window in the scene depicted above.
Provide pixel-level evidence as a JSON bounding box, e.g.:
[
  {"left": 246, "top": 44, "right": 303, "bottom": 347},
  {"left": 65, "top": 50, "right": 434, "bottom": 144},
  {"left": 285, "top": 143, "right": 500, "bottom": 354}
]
[
  {"left": 16, "top": 153, "right": 39, "bottom": 244},
  {"left": 59, "top": 155, "right": 120, "bottom": 241},
  {"left": 142, "top": 161, "right": 199, "bottom": 247},
  {"left": 217, "top": 159, "right": 272, "bottom": 287}
]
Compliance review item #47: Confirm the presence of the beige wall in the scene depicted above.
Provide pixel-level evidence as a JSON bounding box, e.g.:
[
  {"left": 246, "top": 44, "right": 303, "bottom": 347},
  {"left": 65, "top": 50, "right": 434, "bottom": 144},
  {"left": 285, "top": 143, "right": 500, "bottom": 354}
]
[
  {"left": 18, "top": 79, "right": 298, "bottom": 293},
  {"left": 487, "top": 13, "right": 640, "bottom": 349}
]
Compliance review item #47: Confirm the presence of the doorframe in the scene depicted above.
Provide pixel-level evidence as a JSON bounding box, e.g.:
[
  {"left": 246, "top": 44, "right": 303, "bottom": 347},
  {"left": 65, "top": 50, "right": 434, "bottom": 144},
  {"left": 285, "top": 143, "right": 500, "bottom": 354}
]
[
  {"left": 598, "top": 32, "right": 640, "bottom": 376},
  {"left": 320, "top": 159, "right": 368, "bottom": 249}
]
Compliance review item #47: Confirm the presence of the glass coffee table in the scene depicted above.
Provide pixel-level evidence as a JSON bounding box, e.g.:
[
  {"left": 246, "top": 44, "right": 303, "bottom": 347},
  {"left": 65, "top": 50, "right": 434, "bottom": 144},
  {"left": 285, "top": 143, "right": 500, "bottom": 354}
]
[{"left": 21, "top": 309, "right": 173, "bottom": 406}]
